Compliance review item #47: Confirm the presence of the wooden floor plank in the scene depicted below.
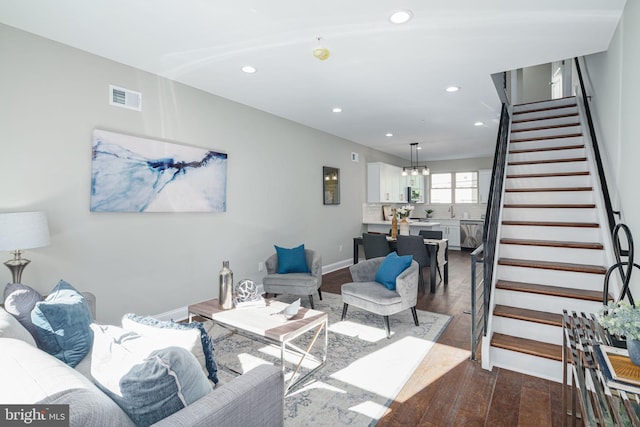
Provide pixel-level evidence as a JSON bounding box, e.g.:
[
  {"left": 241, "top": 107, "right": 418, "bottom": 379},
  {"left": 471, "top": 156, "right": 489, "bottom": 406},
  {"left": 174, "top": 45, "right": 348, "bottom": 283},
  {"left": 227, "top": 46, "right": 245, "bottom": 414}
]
[{"left": 321, "top": 250, "right": 563, "bottom": 427}]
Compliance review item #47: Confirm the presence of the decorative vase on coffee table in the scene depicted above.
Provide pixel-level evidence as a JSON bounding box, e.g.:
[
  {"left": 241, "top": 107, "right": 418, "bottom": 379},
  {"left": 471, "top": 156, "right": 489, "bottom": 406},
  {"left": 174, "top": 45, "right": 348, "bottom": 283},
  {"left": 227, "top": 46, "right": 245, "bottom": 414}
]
[{"left": 399, "top": 218, "right": 410, "bottom": 236}]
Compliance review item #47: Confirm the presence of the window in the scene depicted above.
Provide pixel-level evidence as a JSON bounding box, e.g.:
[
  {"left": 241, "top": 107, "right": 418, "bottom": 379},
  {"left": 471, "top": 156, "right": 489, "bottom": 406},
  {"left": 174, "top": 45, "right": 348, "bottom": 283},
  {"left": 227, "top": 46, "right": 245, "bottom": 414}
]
[{"left": 429, "top": 171, "right": 478, "bottom": 204}]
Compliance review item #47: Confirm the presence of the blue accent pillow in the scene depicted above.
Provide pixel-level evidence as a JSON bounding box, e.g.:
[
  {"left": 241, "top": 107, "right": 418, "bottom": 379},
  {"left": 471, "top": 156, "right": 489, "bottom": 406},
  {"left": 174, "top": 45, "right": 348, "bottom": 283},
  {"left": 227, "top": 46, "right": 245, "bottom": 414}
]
[
  {"left": 275, "top": 244, "right": 310, "bottom": 274},
  {"left": 90, "top": 323, "right": 213, "bottom": 427},
  {"left": 123, "top": 313, "right": 218, "bottom": 384},
  {"left": 375, "top": 252, "right": 413, "bottom": 290},
  {"left": 31, "top": 279, "right": 94, "bottom": 367}
]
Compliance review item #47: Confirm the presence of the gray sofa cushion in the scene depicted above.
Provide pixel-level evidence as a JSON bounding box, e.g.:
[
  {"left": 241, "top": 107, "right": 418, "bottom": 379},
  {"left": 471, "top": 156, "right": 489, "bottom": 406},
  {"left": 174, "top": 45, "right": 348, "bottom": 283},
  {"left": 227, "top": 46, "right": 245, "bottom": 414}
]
[
  {"left": 0, "top": 337, "right": 134, "bottom": 427},
  {"left": 3, "top": 282, "right": 43, "bottom": 337},
  {"left": 0, "top": 306, "right": 37, "bottom": 346}
]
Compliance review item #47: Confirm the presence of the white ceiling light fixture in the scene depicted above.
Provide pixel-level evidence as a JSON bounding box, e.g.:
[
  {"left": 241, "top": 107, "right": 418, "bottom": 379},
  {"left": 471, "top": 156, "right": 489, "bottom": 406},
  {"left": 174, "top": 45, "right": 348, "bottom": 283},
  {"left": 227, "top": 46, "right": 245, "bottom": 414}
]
[
  {"left": 389, "top": 10, "right": 413, "bottom": 24},
  {"left": 241, "top": 65, "right": 256, "bottom": 74},
  {"left": 445, "top": 86, "right": 460, "bottom": 93},
  {"left": 332, "top": 107, "right": 342, "bottom": 113},
  {"left": 474, "top": 121, "right": 484, "bottom": 126},
  {"left": 386, "top": 133, "right": 393, "bottom": 137},
  {"left": 401, "top": 143, "right": 430, "bottom": 177}
]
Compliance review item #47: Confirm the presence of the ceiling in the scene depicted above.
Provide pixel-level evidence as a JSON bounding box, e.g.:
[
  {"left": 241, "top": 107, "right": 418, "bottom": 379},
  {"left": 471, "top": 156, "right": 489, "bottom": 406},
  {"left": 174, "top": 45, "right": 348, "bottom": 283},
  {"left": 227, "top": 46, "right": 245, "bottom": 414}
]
[{"left": 0, "top": 0, "right": 626, "bottom": 161}]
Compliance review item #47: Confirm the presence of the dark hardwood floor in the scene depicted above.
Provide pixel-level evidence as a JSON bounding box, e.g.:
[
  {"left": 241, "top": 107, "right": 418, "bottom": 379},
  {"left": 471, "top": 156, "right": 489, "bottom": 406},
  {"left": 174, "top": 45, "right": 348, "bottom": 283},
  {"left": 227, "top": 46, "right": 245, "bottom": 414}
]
[{"left": 321, "top": 250, "right": 564, "bottom": 427}]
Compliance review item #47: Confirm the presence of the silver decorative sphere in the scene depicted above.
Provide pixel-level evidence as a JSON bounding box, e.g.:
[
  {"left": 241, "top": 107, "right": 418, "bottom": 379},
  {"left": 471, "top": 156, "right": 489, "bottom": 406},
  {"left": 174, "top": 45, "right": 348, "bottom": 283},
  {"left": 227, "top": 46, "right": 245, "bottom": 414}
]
[{"left": 234, "top": 279, "right": 258, "bottom": 302}]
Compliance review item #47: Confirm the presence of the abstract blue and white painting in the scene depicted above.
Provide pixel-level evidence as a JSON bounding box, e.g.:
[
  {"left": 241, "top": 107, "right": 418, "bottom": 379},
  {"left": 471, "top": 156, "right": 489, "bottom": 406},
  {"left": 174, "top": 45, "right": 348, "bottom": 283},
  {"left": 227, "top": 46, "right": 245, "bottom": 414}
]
[{"left": 90, "top": 129, "right": 227, "bottom": 212}]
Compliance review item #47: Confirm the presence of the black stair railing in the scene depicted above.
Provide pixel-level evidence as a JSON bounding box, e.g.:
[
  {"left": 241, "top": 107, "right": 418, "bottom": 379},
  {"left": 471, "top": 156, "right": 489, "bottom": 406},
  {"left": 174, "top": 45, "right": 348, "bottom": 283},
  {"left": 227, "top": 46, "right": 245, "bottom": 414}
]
[
  {"left": 574, "top": 57, "right": 617, "bottom": 233},
  {"left": 603, "top": 223, "right": 638, "bottom": 306},
  {"left": 470, "top": 102, "right": 509, "bottom": 357}
]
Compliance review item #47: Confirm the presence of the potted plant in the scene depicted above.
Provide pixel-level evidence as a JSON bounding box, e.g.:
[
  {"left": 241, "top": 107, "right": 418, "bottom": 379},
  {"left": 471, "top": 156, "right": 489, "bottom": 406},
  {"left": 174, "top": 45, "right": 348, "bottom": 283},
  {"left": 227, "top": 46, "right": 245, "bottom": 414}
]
[
  {"left": 425, "top": 209, "right": 434, "bottom": 219},
  {"left": 597, "top": 301, "right": 640, "bottom": 365}
]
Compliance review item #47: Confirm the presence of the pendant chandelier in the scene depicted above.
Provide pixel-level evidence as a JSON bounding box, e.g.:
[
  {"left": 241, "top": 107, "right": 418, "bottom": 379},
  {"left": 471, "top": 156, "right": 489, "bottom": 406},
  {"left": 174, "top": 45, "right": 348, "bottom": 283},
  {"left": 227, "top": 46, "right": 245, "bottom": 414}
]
[{"left": 401, "top": 143, "right": 430, "bottom": 176}]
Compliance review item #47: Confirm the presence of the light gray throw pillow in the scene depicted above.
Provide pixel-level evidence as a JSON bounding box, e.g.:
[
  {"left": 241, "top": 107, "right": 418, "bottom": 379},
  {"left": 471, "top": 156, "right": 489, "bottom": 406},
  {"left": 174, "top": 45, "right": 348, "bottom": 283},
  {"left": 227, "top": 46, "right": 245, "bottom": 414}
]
[{"left": 3, "top": 282, "right": 43, "bottom": 338}]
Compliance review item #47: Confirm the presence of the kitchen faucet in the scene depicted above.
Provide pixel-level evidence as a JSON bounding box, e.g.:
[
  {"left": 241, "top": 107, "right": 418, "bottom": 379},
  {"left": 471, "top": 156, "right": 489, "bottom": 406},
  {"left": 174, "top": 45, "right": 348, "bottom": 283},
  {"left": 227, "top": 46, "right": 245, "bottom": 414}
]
[{"left": 448, "top": 205, "right": 455, "bottom": 218}]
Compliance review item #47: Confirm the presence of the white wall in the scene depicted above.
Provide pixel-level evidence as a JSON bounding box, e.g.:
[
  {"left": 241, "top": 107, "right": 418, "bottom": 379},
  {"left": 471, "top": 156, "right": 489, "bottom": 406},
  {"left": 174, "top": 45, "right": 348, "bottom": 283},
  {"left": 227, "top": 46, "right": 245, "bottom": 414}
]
[
  {"left": 0, "top": 24, "right": 404, "bottom": 323},
  {"left": 583, "top": 0, "right": 640, "bottom": 297}
]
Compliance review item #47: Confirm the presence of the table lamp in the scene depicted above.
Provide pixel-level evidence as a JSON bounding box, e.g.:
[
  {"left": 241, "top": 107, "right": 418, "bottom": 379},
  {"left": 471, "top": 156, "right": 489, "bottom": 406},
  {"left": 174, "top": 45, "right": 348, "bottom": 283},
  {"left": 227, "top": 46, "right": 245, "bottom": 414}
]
[{"left": 0, "top": 212, "right": 50, "bottom": 283}]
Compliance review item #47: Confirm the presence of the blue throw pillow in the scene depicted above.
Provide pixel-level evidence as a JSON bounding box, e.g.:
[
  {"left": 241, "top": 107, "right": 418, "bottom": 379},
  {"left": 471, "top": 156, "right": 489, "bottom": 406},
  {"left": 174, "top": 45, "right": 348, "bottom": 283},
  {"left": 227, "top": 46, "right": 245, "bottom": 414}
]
[
  {"left": 31, "top": 279, "right": 94, "bottom": 367},
  {"left": 375, "top": 252, "right": 413, "bottom": 290},
  {"left": 90, "top": 323, "right": 212, "bottom": 427},
  {"left": 275, "top": 244, "right": 310, "bottom": 274},
  {"left": 123, "top": 313, "right": 218, "bottom": 384}
]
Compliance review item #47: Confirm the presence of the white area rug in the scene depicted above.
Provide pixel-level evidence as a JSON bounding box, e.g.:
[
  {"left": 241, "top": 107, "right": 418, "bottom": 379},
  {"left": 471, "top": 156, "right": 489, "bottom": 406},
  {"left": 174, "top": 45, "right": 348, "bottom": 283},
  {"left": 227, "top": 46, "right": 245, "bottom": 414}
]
[{"left": 211, "top": 293, "right": 451, "bottom": 426}]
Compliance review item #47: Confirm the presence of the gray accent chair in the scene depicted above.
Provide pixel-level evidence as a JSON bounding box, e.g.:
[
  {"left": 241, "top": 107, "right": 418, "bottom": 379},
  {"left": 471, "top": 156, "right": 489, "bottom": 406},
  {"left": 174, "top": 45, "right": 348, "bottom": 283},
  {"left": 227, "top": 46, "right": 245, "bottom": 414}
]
[
  {"left": 362, "top": 233, "right": 391, "bottom": 259},
  {"left": 341, "top": 257, "right": 420, "bottom": 338},
  {"left": 262, "top": 249, "right": 323, "bottom": 309}
]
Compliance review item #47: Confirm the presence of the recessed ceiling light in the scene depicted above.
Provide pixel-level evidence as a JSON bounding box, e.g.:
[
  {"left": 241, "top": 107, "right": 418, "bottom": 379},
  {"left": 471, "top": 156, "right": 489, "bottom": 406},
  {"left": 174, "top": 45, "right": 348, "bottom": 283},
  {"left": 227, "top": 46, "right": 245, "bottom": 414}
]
[
  {"left": 241, "top": 65, "right": 256, "bottom": 74},
  {"left": 474, "top": 121, "right": 484, "bottom": 126},
  {"left": 416, "top": 146, "right": 422, "bottom": 150},
  {"left": 445, "top": 86, "right": 460, "bottom": 93},
  {"left": 389, "top": 10, "right": 413, "bottom": 24},
  {"left": 332, "top": 107, "right": 342, "bottom": 113},
  {"left": 385, "top": 133, "right": 393, "bottom": 137}
]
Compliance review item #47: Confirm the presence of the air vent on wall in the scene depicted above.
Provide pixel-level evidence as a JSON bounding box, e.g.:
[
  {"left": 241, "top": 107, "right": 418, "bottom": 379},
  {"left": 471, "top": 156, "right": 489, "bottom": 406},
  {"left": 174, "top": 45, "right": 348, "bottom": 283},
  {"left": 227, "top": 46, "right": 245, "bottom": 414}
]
[{"left": 109, "top": 85, "right": 142, "bottom": 111}]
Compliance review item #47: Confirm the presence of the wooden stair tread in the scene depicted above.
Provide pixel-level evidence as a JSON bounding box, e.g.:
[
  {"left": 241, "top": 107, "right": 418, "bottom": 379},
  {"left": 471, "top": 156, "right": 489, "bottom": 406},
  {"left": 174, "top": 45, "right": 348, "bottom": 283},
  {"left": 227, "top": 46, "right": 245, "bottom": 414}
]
[
  {"left": 513, "top": 103, "right": 577, "bottom": 115},
  {"left": 512, "top": 112, "right": 578, "bottom": 124},
  {"left": 508, "top": 157, "right": 587, "bottom": 166},
  {"left": 494, "top": 304, "right": 562, "bottom": 327},
  {"left": 511, "top": 133, "right": 582, "bottom": 143},
  {"left": 498, "top": 258, "right": 606, "bottom": 274},
  {"left": 496, "top": 279, "right": 610, "bottom": 302},
  {"left": 511, "top": 122, "right": 580, "bottom": 133},
  {"left": 500, "top": 238, "right": 603, "bottom": 250},
  {"left": 505, "top": 186, "right": 592, "bottom": 192},
  {"left": 506, "top": 171, "right": 589, "bottom": 178},
  {"left": 503, "top": 203, "right": 595, "bottom": 209},
  {"left": 502, "top": 220, "right": 599, "bottom": 228},
  {"left": 491, "top": 333, "right": 562, "bottom": 361},
  {"left": 509, "top": 144, "right": 584, "bottom": 154}
]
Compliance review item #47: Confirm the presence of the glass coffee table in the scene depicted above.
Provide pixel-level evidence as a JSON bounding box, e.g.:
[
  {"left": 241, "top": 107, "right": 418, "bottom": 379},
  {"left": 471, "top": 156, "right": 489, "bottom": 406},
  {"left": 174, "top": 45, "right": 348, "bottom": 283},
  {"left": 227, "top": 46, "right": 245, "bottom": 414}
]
[{"left": 188, "top": 298, "right": 328, "bottom": 394}]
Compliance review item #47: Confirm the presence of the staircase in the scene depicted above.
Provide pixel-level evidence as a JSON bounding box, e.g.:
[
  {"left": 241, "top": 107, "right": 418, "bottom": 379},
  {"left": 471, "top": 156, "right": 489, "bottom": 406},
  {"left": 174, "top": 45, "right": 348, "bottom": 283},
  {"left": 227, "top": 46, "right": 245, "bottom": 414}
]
[{"left": 482, "top": 96, "right": 615, "bottom": 382}]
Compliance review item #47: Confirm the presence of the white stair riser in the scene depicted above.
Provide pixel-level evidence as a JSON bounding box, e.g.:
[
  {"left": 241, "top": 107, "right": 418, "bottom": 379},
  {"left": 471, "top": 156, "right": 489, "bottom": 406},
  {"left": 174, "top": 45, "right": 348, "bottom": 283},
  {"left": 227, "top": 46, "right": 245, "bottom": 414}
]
[
  {"left": 509, "top": 136, "right": 584, "bottom": 151},
  {"left": 492, "top": 317, "right": 561, "bottom": 345},
  {"left": 490, "top": 347, "right": 563, "bottom": 383},
  {"left": 503, "top": 191, "right": 593, "bottom": 204},
  {"left": 508, "top": 148, "right": 585, "bottom": 163},
  {"left": 511, "top": 126, "right": 581, "bottom": 141},
  {"left": 506, "top": 175, "right": 591, "bottom": 189},
  {"left": 507, "top": 161, "right": 588, "bottom": 175},
  {"left": 512, "top": 106, "right": 578, "bottom": 122},
  {"left": 494, "top": 289, "right": 605, "bottom": 315},
  {"left": 511, "top": 115, "right": 580, "bottom": 131},
  {"left": 499, "top": 244, "right": 605, "bottom": 266},
  {"left": 513, "top": 98, "right": 577, "bottom": 113},
  {"left": 501, "top": 207, "right": 597, "bottom": 223},
  {"left": 500, "top": 224, "right": 601, "bottom": 241},
  {"left": 497, "top": 265, "right": 604, "bottom": 291}
]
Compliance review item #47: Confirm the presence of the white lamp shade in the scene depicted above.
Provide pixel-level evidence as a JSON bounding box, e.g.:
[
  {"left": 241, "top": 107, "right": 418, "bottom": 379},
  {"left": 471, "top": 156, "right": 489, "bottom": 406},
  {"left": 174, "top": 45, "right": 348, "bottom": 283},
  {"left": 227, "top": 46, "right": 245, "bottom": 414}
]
[{"left": 0, "top": 212, "right": 50, "bottom": 251}]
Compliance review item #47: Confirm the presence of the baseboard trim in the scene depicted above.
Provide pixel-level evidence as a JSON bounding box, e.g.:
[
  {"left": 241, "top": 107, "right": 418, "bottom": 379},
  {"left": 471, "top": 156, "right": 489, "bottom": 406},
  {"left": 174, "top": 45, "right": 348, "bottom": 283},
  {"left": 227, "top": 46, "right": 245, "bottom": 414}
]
[{"left": 322, "top": 258, "right": 352, "bottom": 274}]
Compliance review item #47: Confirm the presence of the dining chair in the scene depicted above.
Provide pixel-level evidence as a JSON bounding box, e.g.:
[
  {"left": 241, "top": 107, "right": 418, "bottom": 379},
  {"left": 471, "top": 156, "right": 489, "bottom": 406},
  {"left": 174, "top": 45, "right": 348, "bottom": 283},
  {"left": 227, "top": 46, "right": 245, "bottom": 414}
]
[
  {"left": 361, "top": 233, "right": 391, "bottom": 260},
  {"left": 418, "top": 230, "right": 443, "bottom": 280},
  {"left": 396, "top": 235, "right": 430, "bottom": 293}
]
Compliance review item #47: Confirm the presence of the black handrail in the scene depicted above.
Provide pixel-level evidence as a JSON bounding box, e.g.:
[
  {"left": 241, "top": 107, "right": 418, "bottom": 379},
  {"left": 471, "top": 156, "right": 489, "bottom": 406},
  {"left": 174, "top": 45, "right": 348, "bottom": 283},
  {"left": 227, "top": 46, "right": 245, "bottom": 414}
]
[
  {"left": 574, "top": 57, "right": 617, "bottom": 233},
  {"left": 481, "top": 103, "right": 510, "bottom": 336},
  {"left": 603, "top": 223, "right": 638, "bottom": 306},
  {"left": 470, "top": 243, "right": 485, "bottom": 360}
]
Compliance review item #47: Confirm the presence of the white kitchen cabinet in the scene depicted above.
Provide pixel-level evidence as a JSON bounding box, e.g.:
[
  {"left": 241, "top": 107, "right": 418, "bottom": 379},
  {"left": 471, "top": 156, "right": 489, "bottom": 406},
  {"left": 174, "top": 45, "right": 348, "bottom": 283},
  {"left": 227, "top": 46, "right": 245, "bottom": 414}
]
[
  {"left": 367, "top": 162, "right": 406, "bottom": 203},
  {"left": 433, "top": 219, "right": 461, "bottom": 249},
  {"left": 479, "top": 169, "right": 492, "bottom": 204}
]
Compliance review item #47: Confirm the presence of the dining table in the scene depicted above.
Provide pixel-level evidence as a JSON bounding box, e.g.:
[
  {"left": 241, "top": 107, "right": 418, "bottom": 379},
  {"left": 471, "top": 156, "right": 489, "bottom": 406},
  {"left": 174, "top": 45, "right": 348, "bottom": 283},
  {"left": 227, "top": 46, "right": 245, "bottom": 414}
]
[{"left": 352, "top": 235, "right": 448, "bottom": 293}]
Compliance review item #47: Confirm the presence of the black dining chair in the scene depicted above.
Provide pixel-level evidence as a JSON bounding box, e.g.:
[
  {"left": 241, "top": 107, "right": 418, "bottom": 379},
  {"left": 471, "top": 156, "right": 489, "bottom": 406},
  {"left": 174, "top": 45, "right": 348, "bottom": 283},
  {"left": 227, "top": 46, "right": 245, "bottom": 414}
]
[
  {"left": 418, "top": 230, "right": 443, "bottom": 240},
  {"left": 419, "top": 230, "right": 443, "bottom": 280},
  {"left": 396, "top": 235, "right": 430, "bottom": 293},
  {"left": 362, "top": 233, "right": 391, "bottom": 259}
]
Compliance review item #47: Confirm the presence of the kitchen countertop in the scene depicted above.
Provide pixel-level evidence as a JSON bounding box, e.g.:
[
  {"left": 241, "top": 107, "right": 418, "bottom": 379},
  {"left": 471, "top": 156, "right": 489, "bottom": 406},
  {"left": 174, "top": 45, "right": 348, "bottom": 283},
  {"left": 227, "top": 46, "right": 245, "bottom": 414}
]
[{"left": 363, "top": 220, "right": 441, "bottom": 226}]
